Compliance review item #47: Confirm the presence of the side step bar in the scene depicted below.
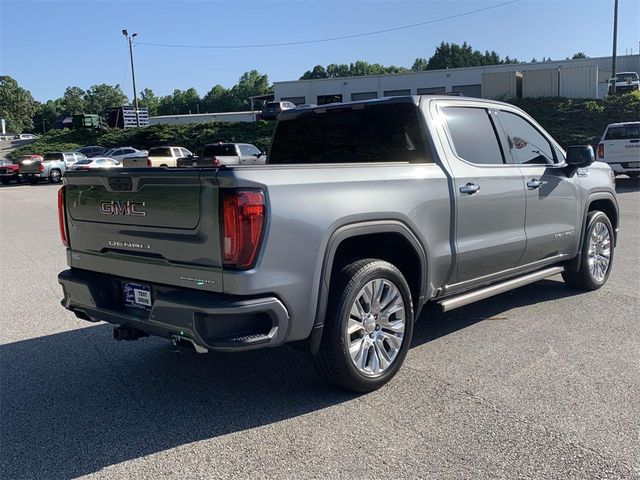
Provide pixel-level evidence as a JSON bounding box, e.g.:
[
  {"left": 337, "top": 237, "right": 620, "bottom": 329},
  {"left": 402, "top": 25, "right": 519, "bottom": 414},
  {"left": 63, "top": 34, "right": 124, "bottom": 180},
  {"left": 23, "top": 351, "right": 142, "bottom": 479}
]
[{"left": 438, "top": 266, "right": 565, "bottom": 312}]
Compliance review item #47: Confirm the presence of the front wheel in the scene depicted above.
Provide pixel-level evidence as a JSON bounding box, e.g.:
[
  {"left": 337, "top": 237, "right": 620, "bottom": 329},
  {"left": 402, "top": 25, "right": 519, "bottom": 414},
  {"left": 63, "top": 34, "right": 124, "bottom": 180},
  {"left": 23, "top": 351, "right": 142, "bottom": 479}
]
[
  {"left": 0, "top": 178, "right": 10, "bottom": 185},
  {"left": 313, "top": 259, "right": 414, "bottom": 392},
  {"left": 562, "top": 210, "right": 614, "bottom": 290}
]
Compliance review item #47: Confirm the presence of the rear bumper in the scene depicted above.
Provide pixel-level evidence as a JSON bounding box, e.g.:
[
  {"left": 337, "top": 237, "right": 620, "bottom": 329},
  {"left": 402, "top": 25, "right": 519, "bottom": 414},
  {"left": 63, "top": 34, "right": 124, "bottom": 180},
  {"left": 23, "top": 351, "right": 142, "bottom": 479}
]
[
  {"left": 606, "top": 162, "right": 640, "bottom": 174},
  {"left": 58, "top": 268, "right": 290, "bottom": 352}
]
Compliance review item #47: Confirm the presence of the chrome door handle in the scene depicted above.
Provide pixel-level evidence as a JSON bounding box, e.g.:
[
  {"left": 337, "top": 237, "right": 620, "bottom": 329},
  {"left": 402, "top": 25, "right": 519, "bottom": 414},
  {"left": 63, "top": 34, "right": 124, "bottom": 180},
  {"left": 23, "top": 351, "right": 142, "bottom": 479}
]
[
  {"left": 459, "top": 183, "right": 480, "bottom": 195},
  {"left": 527, "top": 179, "right": 547, "bottom": 190}
]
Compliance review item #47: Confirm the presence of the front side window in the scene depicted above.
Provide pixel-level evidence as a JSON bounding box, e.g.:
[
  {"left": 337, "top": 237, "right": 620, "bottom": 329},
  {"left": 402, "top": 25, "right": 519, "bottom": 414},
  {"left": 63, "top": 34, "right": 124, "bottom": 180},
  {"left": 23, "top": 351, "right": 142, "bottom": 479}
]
[
  {"left": 498, "top": 111, "right": 555, "bottom": 165},
  {"left": 443, "top": 107, "right": 504, "bottom": 165}
]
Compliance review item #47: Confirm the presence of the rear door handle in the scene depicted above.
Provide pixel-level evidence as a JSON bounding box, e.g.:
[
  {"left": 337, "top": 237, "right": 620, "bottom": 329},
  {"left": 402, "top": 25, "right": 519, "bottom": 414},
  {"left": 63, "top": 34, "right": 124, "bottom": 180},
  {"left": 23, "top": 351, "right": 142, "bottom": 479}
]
[
  {"left": 527, "top": 179, "right": 548, "bottom": 190},
  {"left": 459, "top": 183, "right": 480, "bottom": 195}
]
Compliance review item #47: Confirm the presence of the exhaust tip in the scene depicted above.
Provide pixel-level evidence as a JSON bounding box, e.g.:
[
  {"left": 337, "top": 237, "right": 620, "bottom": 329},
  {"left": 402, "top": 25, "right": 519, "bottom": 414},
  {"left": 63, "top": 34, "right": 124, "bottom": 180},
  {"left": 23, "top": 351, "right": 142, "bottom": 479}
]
[{"left": 170, "top": 334, "right": 208, "bottom": 354}]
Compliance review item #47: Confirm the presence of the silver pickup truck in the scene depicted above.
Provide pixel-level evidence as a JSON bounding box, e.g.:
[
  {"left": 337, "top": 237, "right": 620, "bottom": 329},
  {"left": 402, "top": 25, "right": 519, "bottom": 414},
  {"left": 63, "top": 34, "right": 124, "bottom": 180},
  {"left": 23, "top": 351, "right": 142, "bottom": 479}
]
[{"left": 57, "top": 96, "right": 619, "bottom": 391}]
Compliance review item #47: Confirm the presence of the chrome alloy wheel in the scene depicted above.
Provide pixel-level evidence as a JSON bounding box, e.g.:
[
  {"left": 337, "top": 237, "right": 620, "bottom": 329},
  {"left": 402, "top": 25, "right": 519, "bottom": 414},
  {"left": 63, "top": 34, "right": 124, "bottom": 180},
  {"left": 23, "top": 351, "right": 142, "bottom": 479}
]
[
  {"left": 588, "top": 221, "right": 611, "bottom": 282},
  {"left": 346, "top": 279, "right": 406, "bottom": 377}
]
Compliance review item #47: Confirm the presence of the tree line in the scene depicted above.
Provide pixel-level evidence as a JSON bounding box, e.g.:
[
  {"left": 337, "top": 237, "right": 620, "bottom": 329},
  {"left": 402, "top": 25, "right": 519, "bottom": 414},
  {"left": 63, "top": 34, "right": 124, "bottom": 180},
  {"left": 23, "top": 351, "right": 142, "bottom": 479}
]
[{"left": 1, "top": 42, "right": 589, "bottom": 133}]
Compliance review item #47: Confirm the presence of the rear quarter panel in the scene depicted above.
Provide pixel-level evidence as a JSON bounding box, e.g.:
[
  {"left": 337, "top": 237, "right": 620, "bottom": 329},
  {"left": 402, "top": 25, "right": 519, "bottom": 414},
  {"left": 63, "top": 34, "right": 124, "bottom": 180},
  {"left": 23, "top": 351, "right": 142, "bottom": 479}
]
[{"left": 218, "top": 163, "right": 452, "bottom": 341}]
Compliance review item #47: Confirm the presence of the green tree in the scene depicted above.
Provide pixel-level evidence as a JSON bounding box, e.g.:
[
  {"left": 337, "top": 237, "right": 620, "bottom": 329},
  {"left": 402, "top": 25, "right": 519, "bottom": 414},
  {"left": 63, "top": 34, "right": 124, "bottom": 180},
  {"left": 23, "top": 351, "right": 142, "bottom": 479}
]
[
  {"left": 181, "top": 87, "right": 201, "bottom": 113},
  {"left": 230, "top": 70, "right": 271, "bottom": 110},
  {"left": 571, "top": 52, "right": 587, "bottom": 59},
  {"left": 411, "top": 58, "right": 429, "bottom": 71},
  {"left": 84, "top": 84, "right": 128, "bottom": 113},
  {"left": 34, "top": 98, "right": 63, "bottom": 133},
  {"left": 139, "top": 88, "right": 159, "bottom": 116},
  {"left": 0, "top": 75, "right": 38, "bottom": 133},
  {"left": 425, "top": 42, "right": 518, "bottom": 70},
  {"left": 61, "top": 86, "right": 87, "bottom": 115},
  {"left": 202, "top": 85, "right": 234, "bottom": 113},
  {"left": 300, "top": 65, "right": 328, "bottom": 80}
]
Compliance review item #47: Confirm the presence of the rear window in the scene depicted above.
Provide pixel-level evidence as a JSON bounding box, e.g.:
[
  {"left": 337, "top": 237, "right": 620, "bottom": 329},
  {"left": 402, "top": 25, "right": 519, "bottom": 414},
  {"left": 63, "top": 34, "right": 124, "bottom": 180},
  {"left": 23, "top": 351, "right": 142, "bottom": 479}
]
[
  {"left": 43, "top": 153, "right": 63, "bottom": 162},
  {"left": 202, "top": 144, "right": 237, "bottom": 157},
  {"left": 264, "top": 102, "right": 281, "bottom": 108},
  {"left": 148, "top": 147, "right": 172, "bottom": 157},
  {"left": 75, "top": 159, "right": 92, "bottom": 165},
  {"left": 605, "top": 124, "right": 640, "bottom": 140},
  {"left": 268, "top": 103, "right": 429, "bottom": 164}
]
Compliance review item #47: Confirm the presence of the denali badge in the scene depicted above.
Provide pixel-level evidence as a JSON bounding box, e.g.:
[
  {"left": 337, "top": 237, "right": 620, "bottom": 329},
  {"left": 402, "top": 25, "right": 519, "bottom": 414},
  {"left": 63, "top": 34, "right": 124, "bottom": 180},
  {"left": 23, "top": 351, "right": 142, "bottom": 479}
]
[
  {"left": 108, "top": 240, "right": 151, "bottom": 249},
  {"left": 100, "top": 200, "right": 146, "bottom": 216}
]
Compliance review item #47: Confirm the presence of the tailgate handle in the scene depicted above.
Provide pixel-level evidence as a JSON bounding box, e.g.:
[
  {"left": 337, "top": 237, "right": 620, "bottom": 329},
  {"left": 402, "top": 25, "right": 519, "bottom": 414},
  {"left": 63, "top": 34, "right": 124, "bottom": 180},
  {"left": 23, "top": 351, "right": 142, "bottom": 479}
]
[{"left": 108, "top": 177, "right": 132, "bottom": 191}]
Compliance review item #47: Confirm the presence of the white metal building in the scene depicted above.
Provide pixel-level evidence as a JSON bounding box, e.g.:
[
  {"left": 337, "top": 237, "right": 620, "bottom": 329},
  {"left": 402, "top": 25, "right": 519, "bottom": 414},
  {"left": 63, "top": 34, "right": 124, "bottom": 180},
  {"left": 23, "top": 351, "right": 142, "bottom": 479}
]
[
  {"left": 149, "top": 111, "right": 254, "bottom": 125},
  {"left": 273, "top": 54, "right": 640, "bottom": 104}
]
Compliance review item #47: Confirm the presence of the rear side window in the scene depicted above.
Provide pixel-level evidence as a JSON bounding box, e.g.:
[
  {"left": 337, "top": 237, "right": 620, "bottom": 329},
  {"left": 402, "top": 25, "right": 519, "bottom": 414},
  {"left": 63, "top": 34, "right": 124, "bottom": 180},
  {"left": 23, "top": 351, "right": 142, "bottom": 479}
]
[
  {"left": 443, "top": 107, "right": 504, "bottom": 165},
  {"left": 43, "top": 153, "right": 63, "bottom": 162},
  {"left": 604, "top": 124, "right": 640, "bottom": 140},
  {"left": 498, "top": 111, "right": 555, "bottom": 165},
  {"left": 269, "top": 103, "right": 428, "bottom": 164},
  {"left": 202, "top": 144, "right": 237, "bottom": 157},
  {"left": 149, "top": 147, "right": 172, "bottom": 157}
]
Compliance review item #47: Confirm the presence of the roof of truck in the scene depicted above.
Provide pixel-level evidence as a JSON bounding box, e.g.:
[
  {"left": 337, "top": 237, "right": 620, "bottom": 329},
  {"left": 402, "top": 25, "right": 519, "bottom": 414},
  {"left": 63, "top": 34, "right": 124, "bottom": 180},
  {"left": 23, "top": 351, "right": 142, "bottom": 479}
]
[{"left": 279, "top": 95, "right": 514, "bottom": 121}]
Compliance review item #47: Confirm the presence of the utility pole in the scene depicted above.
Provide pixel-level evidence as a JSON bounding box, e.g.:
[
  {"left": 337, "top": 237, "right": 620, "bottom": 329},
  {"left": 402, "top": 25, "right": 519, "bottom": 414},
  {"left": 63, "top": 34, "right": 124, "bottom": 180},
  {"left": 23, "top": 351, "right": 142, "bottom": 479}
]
[
  {"left": 611, "top": 0, "right": 619, "bottom": 95},
  {"left": 122, "top": 29, "right": 140, "bottom": 127}
]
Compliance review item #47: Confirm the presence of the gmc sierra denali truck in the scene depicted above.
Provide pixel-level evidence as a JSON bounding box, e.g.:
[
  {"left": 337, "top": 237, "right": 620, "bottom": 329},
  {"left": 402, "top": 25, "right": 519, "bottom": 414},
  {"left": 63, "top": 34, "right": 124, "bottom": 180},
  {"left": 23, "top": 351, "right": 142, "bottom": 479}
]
[{"left": 58, "top": 96, "right": 619, "bottom": 392}]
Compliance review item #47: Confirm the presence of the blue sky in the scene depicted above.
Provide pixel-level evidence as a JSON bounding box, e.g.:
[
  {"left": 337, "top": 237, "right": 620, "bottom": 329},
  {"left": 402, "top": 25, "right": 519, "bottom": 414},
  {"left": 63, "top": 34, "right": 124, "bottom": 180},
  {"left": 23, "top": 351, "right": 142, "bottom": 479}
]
[{"left": 1, "top": 0, "right": 638, "bottom": 102}]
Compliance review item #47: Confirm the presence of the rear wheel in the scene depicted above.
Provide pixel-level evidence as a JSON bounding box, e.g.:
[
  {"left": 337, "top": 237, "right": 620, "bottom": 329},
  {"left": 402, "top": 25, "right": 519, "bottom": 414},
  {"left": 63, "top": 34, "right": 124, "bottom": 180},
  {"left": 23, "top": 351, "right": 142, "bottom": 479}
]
[
  {"left": 28, "top": 177, "right": 39, "bottom": 185},
  {"left": 313, "top": 259, "right": 414, "bottom": 392},
  {"left": 49, "top": 169, "right": 62, "bottom": 183},
  {"left": 562, "top": 210, "right": 614, "bottom": 290},
  {"left": 0, "top": 178, "right": 10, "bottom": 185}
]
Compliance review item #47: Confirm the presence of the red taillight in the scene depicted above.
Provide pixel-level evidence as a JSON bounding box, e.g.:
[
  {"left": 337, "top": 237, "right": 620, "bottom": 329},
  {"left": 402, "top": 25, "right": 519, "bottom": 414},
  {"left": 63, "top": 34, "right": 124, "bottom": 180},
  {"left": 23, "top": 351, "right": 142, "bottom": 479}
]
[
  {"left": 58, "top": 186, "right": 68, "bottom": 247},
  {"left": 212, "top": 157, "right": 221, "bottom": 166},
  {"left": 146, "top": 158, "right": 152, "bottom": 167},
  {"left": 39, "top": 163, "right": 45, "bottom": 172},
  {"left": 597, "top": 143, "right": 604, "bottom": 159},
  {"left": 221, "top": 190, "right": 265, "bottom": 269}
]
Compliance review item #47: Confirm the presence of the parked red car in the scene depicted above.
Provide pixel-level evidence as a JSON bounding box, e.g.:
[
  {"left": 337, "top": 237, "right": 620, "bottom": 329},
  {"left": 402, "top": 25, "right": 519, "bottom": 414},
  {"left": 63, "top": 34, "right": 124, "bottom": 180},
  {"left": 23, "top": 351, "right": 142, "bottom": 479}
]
[{"left": 0, "top": 155, "right": 42, "bottom": 185}]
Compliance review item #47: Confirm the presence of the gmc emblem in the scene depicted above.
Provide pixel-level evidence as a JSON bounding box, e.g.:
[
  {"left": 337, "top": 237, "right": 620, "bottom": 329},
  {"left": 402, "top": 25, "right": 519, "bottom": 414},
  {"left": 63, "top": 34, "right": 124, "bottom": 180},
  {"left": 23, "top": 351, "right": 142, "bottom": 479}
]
[{"left": 100, "top": 200, "right": 147, "bottom": 216}]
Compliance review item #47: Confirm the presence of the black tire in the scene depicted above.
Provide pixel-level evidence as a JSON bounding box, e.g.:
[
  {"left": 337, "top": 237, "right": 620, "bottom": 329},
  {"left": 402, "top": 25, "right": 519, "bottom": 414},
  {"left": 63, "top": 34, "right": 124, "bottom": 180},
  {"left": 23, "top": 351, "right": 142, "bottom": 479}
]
[
  {"left": 312, "top": 258, "right": 414, "bottom": 392},
  {"left": 627, "top": 172, "right": 639, "bottom": 179},
  {"left": 49, "top": 169, "right": 62, "bottom": 183},
  {"left": 28, "top": 177, "right": 39, "bottom": 185},
  {"left": 562, "top": 210, "right": 614, "bottom": 290},
  {"left": 0, "top": 178, "right": 10, "bottom": 185}
]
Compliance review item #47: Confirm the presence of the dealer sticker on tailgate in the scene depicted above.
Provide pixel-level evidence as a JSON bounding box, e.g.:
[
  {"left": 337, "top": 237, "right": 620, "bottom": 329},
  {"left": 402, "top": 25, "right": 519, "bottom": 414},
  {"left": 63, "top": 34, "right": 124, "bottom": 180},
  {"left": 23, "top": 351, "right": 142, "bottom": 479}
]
[{"left": 123, "top": 282, "right": 152, "bottom": 310}]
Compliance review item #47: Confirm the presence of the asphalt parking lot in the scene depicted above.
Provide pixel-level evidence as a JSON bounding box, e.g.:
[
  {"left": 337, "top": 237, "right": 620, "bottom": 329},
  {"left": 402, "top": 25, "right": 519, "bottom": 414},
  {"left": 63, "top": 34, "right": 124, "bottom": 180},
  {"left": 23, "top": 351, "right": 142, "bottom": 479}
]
[{"left": 1, "top": 178, "right": 638, "bottom": 479}]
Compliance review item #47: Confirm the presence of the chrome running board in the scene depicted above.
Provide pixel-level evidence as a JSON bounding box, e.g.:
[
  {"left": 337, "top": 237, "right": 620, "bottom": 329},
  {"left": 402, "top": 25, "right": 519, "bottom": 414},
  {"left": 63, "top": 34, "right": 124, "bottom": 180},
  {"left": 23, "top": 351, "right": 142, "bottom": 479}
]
[{"left": 438, "top": 266, "right": 565, "bottom": 312}]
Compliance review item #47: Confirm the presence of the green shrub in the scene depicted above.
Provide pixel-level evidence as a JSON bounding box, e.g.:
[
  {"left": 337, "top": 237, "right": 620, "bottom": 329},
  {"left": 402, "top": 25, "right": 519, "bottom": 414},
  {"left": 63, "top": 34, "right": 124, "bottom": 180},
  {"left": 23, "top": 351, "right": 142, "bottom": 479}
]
[{"left": 9, "top": 121, "right": 276, "bottom": 160}]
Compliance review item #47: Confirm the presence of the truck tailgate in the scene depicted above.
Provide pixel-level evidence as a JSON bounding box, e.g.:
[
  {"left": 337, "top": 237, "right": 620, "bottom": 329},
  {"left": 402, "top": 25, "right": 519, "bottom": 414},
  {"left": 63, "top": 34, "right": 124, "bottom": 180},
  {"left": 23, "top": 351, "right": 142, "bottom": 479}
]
[{"left": 64, "top": 169, "right": 224, "bottom": 292}]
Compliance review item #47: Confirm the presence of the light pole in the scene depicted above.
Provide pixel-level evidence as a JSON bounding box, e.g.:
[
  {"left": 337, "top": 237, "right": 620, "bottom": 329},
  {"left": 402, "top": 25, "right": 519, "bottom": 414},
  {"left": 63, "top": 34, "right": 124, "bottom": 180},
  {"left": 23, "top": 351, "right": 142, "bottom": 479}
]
[
  {"left": 122, "top": 29, "right": 140, "bottom": 127},
  {"left": 611, "top": 0, "right": 619, "bottom": 95}
]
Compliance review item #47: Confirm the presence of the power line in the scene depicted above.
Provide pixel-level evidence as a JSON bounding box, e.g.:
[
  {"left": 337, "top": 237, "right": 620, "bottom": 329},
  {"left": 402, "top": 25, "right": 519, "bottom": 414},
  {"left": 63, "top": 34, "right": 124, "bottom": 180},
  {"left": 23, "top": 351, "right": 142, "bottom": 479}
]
[{"left": 137, "top": 0, "right": 520, "bottom": 50}]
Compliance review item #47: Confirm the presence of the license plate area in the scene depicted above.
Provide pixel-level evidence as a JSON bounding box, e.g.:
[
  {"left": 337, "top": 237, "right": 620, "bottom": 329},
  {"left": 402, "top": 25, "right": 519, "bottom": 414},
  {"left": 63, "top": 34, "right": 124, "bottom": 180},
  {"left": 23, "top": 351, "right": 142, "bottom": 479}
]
[{"left": 123, "top": 282, "right": 152, "bottom": 310}]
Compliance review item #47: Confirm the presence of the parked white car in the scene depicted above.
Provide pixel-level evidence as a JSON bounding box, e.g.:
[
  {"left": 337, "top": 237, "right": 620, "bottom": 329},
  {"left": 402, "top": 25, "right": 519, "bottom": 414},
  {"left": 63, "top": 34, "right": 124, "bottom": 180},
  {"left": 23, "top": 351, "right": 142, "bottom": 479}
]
[
  {"left": 104, "top": 147, "right": 148, "bottom": 162},
  {"left": 597, "top": 122, "right": 640, "bottom": 178},
  {"left": 146, "top": 146, "right": 193, "bottom": 167},
  {"left": 68, "top": 157, "right": 122, "bottom": 171},
  {"left": 608, "top": 72, "right": 640, "bottom": 95}
]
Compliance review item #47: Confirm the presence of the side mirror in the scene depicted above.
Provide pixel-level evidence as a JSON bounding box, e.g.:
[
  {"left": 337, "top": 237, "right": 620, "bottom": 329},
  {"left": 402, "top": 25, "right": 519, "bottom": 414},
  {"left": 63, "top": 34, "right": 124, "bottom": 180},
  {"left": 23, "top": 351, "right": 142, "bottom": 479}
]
[{"left": 566, "top": 145, "right": 595, "bottom": 167}]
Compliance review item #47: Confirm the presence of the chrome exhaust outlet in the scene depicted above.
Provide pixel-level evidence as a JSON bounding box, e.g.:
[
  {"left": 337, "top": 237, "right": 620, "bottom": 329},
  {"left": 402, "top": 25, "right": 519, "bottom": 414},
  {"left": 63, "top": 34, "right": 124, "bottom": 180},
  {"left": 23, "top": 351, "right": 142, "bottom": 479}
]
[{"left": 170, "top": 334, "right": 208, "bottom": 354}]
